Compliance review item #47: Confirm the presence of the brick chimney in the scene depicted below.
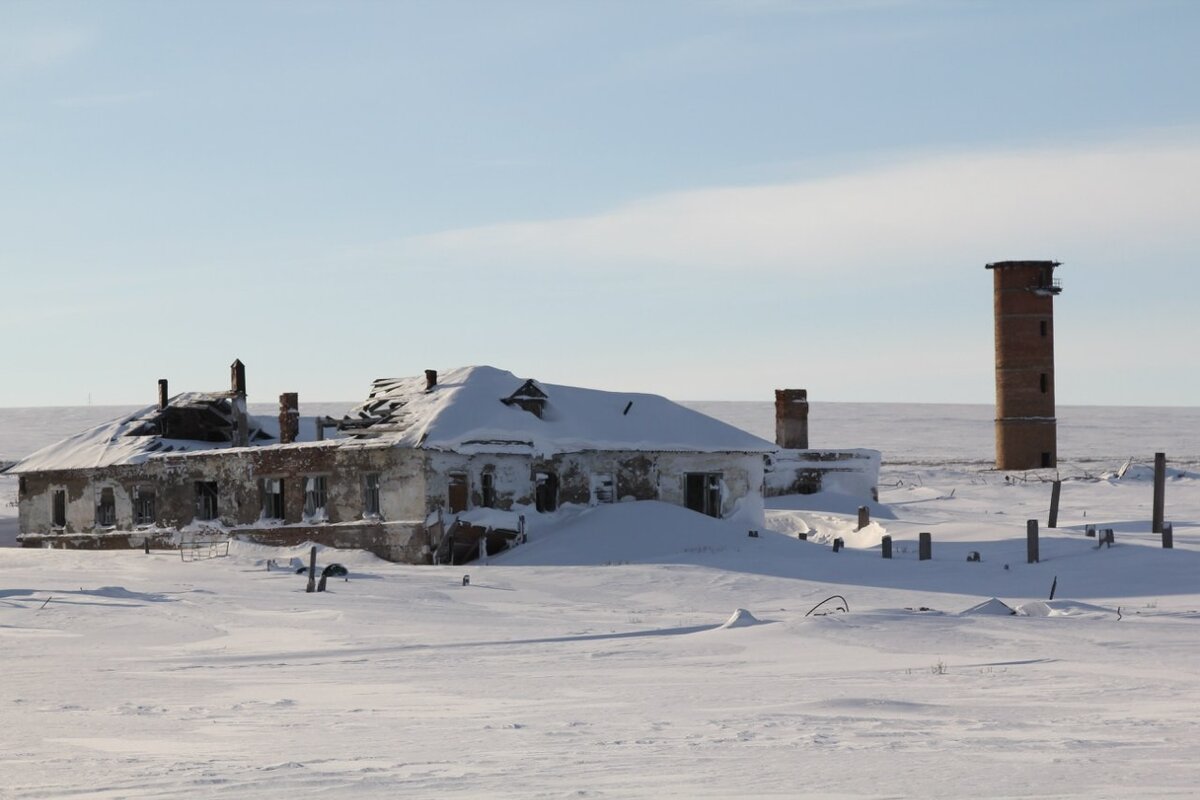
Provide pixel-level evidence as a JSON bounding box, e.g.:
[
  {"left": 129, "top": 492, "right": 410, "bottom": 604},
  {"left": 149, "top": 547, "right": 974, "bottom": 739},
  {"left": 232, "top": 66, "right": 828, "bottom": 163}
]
[
  {"left": 230, "top": 358, "right": 247, "bottom": 396},
  {"left": 279, "top": 392, "right": 299, "bottom": 445},
  {"left": 775, "top": 389, "right": 809, "bottom": 449},
  {"left": 425, "top": 369, "right": 438, "bottom": 392},
  {"left": 229, "top": 358, "right": 249, "bottom": 447},
  {"left": 157, "top": 379, "right": 169, "bottom": 409}
]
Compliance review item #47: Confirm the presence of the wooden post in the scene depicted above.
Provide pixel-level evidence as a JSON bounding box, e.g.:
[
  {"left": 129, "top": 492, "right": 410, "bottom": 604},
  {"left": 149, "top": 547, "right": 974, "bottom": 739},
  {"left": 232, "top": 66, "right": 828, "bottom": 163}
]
[
  {"left": 1027, "top": 520, "right": 1039, "bottom": 564},
  {"left": 881, "top": 535, "right": 892, "bottom": 559},
  {"left": 306, "top": 546, "right": 317, "bottom": 592},
  {"left": 1162, "top": 522, "right": 1173, "bottom": 549},
  {"left": 1048, "top": 480, "right": 1061, "bottom": 528},
  {"left": 856, "top": 506, "right": 870, "bottom": 531},
  {"left": 918, "top": 532, "right": 931, "bottom": 561},
  {"left": 832, "top": 537, "right": 843, "bottom": 553},
  {"left": 1152, "top": 452, "right": 1166, "bottom": 534}
]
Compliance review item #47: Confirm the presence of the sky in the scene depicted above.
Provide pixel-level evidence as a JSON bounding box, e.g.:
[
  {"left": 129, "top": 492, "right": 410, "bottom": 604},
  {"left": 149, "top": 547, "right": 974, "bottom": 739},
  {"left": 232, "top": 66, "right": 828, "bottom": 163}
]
[{"left": 2, "top": 0, "right": 1199, "bottom": 408}]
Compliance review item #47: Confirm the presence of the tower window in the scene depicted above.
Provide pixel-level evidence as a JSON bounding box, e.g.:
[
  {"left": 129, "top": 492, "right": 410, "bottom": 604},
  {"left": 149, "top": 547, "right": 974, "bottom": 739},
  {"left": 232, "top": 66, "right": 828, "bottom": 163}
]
[
  {"left": 1040, "top": 320, "right": 1048, "bottom": 337},
  {"left": 1040, "top": 373, "right": 1048, "bottom": 393}
]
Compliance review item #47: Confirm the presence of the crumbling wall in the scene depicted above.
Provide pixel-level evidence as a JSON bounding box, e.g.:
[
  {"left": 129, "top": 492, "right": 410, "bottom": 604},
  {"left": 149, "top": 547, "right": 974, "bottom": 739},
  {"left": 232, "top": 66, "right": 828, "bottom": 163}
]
[
  {"left": 424, "top": 451, "right": 532, "bottom": 514},
  {"left": 17, "top": 443, "right": 431, "bottom": 561},
  {"left": 764, "top": 449, "right": 880, "bottom": 501},
  {"left": 653, "top": 451, "right": 764, "bottom": 517}
]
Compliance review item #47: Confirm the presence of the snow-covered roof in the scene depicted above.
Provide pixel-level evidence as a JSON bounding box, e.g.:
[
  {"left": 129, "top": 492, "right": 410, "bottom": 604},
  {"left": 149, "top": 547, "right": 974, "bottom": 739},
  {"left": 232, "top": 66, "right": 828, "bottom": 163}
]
[
  {"left": 7, "top": 367, "right": 774, "bottom": 474},
  {"left": 337, "top": 366, "right": 774, "bottom": 455},
  {"left": 7, "top": 392, "right": 292, "bottom": 474}
]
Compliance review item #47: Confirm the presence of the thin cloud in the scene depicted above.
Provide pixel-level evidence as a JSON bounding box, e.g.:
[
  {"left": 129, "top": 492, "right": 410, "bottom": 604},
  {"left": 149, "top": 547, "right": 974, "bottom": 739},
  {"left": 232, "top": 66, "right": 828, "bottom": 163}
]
[
  {"left": 0, "top": 29, "right": 93, "bottom": 75},
  {"left": 53, "top": 90, "right": 157, "bottom": 109},
  {"left": 367, "top": 136, "right": 1200, "bottom": 284}
]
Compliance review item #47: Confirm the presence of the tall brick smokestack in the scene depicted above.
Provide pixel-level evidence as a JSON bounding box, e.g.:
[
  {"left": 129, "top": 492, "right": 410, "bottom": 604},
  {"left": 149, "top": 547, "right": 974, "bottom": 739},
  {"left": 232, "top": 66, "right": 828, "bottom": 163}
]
[
  {"left": 987, "top": 260, "right": 1062, "bottom": 469},
  {"left": 279, "top": 392, "right": 299, "bottom": 445},
  {"left": 157, "top": 379, "right": 169, "bottom": 409},
  {"left": 775, "top": 389, "right": 809, "bottom": 449}
]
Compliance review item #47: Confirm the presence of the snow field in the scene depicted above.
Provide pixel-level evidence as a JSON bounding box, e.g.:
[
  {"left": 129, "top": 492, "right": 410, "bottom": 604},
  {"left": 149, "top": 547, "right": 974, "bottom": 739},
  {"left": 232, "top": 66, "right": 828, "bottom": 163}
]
[{"left": 3, "top": 403, "right": 1200, "bottom": 797}]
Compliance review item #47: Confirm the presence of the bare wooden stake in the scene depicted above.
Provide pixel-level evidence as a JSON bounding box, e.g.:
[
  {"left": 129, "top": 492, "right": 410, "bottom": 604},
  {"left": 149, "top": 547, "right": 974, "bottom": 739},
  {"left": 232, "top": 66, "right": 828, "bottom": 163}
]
[
  {"left": 1152, "top": 452, "right": 1166, "bottom": 534},
  {"left": 1048, "top": 480, "right": 1061, "bottom": 528},
  {"left": 918, "top": 532, "right": 932, "bottom": 561},
  {"left": 881, "top": 535, "right": 892, "bottom": 559},
  {"left": 306, "top": 546, "right": 317, "bottom": 593},
  {"left": 1163, "top": 521, "right": 1174, "bottom": 549},
  {"left": 856, "top": 506, "right": 870, "bottom": 531},
  {"left": 1027, "top": 520, "right": 1039, "bottom": 564}
]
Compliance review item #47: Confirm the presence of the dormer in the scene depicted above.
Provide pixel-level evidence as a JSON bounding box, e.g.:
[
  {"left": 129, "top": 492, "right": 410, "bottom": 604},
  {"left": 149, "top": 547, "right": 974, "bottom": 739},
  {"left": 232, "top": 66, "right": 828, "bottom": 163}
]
[{"left": 501, "top": 379, "right": 548, "bottom": 418}]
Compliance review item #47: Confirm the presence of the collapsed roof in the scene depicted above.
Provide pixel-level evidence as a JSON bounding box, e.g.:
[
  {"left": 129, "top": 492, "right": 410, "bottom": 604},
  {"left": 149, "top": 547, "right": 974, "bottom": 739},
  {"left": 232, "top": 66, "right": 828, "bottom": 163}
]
[{"left": 7, "top": 392, "right": 279, "bottom": 473}]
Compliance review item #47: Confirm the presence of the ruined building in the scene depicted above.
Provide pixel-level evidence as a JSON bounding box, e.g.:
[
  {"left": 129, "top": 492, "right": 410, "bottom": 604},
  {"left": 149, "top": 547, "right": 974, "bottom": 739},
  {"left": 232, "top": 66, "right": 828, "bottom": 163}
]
[
  {"left": 10, "top": 364, "right": 779, "bottom": 560},
  {"left": 8, "top": 364, "right": 880, "bottom": 561},
  {"left": 987, "top": 260, "right": 1063, "bottom": 470}
]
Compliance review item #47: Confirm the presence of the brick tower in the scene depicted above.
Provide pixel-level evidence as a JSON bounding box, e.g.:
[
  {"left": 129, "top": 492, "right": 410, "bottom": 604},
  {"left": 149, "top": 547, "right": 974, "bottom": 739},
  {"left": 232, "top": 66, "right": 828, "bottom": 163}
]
[{"left": 987, "top": 260, "right": 1062, "bottom": 470}]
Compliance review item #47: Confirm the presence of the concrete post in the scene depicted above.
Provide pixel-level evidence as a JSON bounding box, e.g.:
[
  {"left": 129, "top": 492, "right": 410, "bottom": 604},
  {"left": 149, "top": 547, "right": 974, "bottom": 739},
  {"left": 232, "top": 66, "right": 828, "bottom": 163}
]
[
  {"left": 1027, "top": 520, "right": 1039, "bottom": 564},
  {"left": 918, "top": 532, "right": 931, "bottom": 561},
  {"left": 1048, "top": 480, "right": 1061, "bottom": 528},
  {"left": 1152, "top": 452, "right": 1166, "bottom": 534},
  {"left": 306, "top": 546, "right": 317, "bottom": 593},
  {"left": 857, "top": 506, "right": 870, "bottom": 531},
  {"left": 881, "top": 535, "right": 892, "bottom": 559},
  {"left": 1163, "top": 522, "right": 1173, "bottom": 549}
]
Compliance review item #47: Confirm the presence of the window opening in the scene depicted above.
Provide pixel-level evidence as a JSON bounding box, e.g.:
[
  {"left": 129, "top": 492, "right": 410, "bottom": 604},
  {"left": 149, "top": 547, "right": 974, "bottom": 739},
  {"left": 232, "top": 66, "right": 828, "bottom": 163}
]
[
  {"left": 684, "top": 473, "right": 722, "bottom": 518},
  {"left": 535, "top": 472, "right": 559, "bottom": 513},
  {"left": 590, "top": 473, "right": 615, "bottom": 505},
  {"left": 1040, "top": 320, "right": 1048, "bottom": 337},
  {"left": 1040, "top": 373, "right": 1048, "bottom": 394},
  {"left": 261, "top": 478, "right": 285, "bottom": 520},
  {"left": 133, "top": 486, "right": 156, "bottom": 526},
  {"left": 52, "top": 489, "right": 66, "bottom": 528},
  {"left": 481, "top": 471, "right": 496, "bottom": 509},
  {"left": 304, "top": 476, "right": 327, "bottom": 521},
  {"left": 195, "top": 481, "right": 219, "bottom": 521},
  {"left": 363, "top": 473, "right": 381, "bottom": 518},
  {"left": 95, "top": 486, "right": 116, "bottom": 527},
  {"left": 448, "top": 472, "right": 469, "bottom": 513}
]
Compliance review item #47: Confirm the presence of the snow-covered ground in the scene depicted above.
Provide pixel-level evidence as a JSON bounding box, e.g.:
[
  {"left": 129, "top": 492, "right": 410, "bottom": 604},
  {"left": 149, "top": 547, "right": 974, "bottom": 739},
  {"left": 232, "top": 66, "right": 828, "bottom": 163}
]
[{"left": 2, "top": 404, "right": 1199, "bottom": 797}]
